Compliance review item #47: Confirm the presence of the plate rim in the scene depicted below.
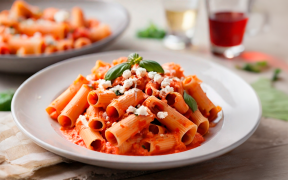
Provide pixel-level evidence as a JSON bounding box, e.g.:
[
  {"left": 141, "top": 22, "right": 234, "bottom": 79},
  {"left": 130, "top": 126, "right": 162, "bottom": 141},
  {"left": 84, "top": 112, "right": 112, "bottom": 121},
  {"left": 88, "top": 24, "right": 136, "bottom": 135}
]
[{"left": 11, "top": 51, "right": 262, "bottom": 170}]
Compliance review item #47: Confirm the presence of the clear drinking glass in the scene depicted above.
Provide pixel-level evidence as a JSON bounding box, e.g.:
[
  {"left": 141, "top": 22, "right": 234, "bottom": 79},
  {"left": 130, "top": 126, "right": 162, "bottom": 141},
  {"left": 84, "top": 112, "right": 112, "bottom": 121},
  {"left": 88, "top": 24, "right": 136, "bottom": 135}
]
[
  {"left": 163, "top": 0, "right": 200, "bottom": 50},
  {"left": 206, "top": 0, "right": 250, "bottom": 58}
]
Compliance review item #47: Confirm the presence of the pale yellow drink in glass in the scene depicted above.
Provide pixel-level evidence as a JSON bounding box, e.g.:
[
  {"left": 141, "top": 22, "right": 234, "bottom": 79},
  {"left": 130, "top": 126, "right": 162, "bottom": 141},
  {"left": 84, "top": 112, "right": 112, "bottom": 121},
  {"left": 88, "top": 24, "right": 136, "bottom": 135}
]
[
  {"left": 163, "top": 0, "right": 199, "bottom": 50},
  {"left": 165, "top": 9, "right": 198, "bottom": 34}
]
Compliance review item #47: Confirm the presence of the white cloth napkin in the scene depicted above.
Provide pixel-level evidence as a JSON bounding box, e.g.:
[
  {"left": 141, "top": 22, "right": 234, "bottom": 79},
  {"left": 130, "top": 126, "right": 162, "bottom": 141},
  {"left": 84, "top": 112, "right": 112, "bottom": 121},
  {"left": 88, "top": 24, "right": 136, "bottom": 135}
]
[
  {"left": 0, "top": 113, "right": 151, "bottom": 180},
  {"left": 0, "top": 113, "right": 63, "bottom": 179}
]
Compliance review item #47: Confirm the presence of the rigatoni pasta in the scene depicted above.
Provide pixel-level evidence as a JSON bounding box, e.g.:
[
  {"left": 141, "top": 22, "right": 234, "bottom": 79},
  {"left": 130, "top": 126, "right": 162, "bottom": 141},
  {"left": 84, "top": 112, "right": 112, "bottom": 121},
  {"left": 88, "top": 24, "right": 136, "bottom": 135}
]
[
  {"left": 46, "top": 53, "right": 222, "bottom": 156},
  {"left": 0, "top": 0, "right": 111, "bottom": 56}
]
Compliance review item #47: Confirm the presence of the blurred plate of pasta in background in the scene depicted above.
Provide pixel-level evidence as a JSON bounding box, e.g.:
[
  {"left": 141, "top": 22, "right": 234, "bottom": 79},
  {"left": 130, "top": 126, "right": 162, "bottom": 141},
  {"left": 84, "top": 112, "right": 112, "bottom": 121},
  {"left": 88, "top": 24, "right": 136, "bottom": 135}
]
[
  {"left": 0, "top": 0, "right": 129, "bottom": 73},
  {"left": 11, "top": 51, "right": 261, "bottom": 170}
]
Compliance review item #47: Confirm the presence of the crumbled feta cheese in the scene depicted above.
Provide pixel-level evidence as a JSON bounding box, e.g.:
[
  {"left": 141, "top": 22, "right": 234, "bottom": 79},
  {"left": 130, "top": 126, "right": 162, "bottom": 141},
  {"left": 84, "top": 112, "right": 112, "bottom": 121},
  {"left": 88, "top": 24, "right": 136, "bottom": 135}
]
[
  {"left": 157, "top": 111, "right": 168, "bottom": 119},
  {"left": 124, "top": 88, "right": 138, "bottom": 95},
  {"left": 32, "top": 32, "right": 42, "bottom": 39},
  {"left": 148, "top": 71, "right": 157, "bottom": 79},
  {"left": 24, "top": 19, "right": 34, "bottom": 25},
  {"left": 122, "top": 69, "right": 131, "bottom": 79},
  {"left": 135, "top": 105, "right": 149, "bottom": 116},
  {"left": 154, "top": 74, "right": 163, "bottom": 84},
  {"left": 173, "top": 77, "right": 181, "bottom": 81},
  {"left": 160, "top": 85, "right": 174, "bottom": 94},
  {"left": 110, "top": 85, "right": 125, "bottom": 94},
  {"left": 21, "top": 34, "right": 28, "bottom": 39},
  {"left": 123, "top": 78, "right": 135, "bottom": 89},
  {"left": 5, "top": 27, "right": 15, "bottom": 34},
  {"left": 102, "top": 112, "right": 108, "bottom": 121},
  {"left": 54, "top": 10, "right": 69, "bottom": 23},
  {"left": 112, "top": 122, "right": 116, "bottom": 126},
  {"left": 160, "top": 134, "right": 164, "bottom": 137},
  {"left": 136, "top": 67, "right": 146, "bottom": 78},
  {"left": 13, "top": 34, "right": 20, "bottom": 39},
  {"left": 45, "top": 35, "right": 56, "bottom": 45},
  {"left": 97, "top": 79, "right": 112, "bottom": 89},
  {"left": 131, "top": 67, "right": 137, "bottom": 74},
  {"left": 78, "top": 115, "right": 88, "bottom": 127},
  {"left": 126, "top": 106, "right": 136, "bottom": 114},
  {"left": 161, "top": 77, "right": 171, "bottom": 87}
]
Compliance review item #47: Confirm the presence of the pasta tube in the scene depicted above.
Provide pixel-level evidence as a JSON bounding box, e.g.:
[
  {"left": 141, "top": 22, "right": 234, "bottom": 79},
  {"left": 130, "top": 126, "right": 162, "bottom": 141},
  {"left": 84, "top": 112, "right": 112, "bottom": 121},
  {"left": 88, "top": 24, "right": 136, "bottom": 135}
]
[
  {"left": 87, "top": 89, "right": 117, "bottom": 108},
  {"left": 71, "top": 7, "right": 86, "bottom": 28},
  {"left": 18, "top": 20, "right": 68, "bottom": 39},
  {"left": 76, "top": 116, "right": 104, "bottom": 151},
  {"left": 145, "top": 81, "right": 160, "bottom": 96},
  {"left": 165, "top": 92, "right": 189, "bottom": 114},
  {"left": 144, "top": 96, "right": 197, "bottom": 145},
  {"left": 118, "top": 136, "right": 141, "bottom": 155},
  {"left": 74, "top": 37, "right": 91, "bottom": 49},
  {"left": 106, "top": 89, "right": 147, "bottom": 119},
  {"left": 105, "top": 113, "right": 154, "bottom": 146},
  {"left": 58, "top": 84, "right": 91, "bottom": 127},
  {"left": 9, "top": 0, "right": 34, "bottom": 19},
  {"left": 148, "top": 124, "right": 166, "bottom": 135},
  {"left": 183, "top": 75, "right": 216, "bottom": 117},
  {"left": 185, "top": 109, "right": 209, "bottom": 135},
  {"left": 8, "top": 37, "right": 45, "bottom": 55},
  {"left": 57, "top": 39, "right": 74, "bottom": 51},
  {"left": 89, "top": 24, "right": 111, "bottom": 42},
  {"left": 86, "top": 106, "right": 106, "bottom": 131},
  {"left": 46, "top": 75, "right": 89, "bottom": 120},
  {"left": 142, "top": 134, "right": 176, "bottom": 155}
]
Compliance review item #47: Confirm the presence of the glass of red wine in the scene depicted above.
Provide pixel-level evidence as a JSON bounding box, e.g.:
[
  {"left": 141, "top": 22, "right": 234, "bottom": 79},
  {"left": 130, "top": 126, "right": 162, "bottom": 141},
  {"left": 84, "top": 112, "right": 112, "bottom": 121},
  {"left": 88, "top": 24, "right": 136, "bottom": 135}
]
[{"left": 206, "top": 0, "right": 251, "bottom": 58}]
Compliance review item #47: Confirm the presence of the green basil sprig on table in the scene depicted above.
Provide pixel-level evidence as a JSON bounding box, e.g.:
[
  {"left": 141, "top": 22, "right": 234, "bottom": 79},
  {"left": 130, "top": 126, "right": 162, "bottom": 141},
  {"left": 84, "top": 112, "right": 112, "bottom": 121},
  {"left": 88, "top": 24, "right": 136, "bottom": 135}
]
[
  {"left": 104, "top": 62, "right": 131, "bottom": 81},
  {"left": 104, "top": 53, "right": 164, "bottom": 81},
  {"left": 272, "top": 68, "right": 281, "bottom": 82},
  {"left": 139, "top": 60, "right": 164, "bottom": 73},
  {"left": 184, "top": 91, "right": 197, "bottom": 113},
  {"left": 0, "top": 90, "right": 15, "bottom": 111}
]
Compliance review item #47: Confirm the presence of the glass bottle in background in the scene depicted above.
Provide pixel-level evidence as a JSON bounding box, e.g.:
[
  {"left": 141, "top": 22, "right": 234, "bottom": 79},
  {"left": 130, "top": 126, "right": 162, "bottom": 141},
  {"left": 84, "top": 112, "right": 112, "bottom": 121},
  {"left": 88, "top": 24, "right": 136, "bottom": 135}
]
[
  {"left": 163, "top": 0, "right": 200, "bottom": 50},
  {"left": 206, "top": 0, "right": 250, "bottom": 58}
]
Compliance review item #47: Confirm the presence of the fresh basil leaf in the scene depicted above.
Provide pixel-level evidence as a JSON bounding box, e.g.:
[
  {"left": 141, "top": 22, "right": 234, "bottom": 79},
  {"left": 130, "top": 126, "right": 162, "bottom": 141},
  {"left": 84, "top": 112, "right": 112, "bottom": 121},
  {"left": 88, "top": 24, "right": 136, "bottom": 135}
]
[
  {"left": 0, "top": 90, "right": 15, "bottom": 111},
  {"left": 128, "top": 53, "right": 140, "bottom": 61},
  {"left": 104, "top": 63, "right": 131, "bottom": 81},
  {"left": 128, "top": 53, "right": 142, "bottom": 65},
  {"left": 139, "top": 60, "right": 164, "bottom": 74},
  {"left": 115, "top": 90, "right": 122, "bottom": 96},
  {"left": 272, "top": 68, "right": 281, "bottom": 81},
  {"left": 142, "top": 145, "right": 147, "bottom": 149},
  {"left": 184, "top": 91, "right": 197, "bottom": 112}
]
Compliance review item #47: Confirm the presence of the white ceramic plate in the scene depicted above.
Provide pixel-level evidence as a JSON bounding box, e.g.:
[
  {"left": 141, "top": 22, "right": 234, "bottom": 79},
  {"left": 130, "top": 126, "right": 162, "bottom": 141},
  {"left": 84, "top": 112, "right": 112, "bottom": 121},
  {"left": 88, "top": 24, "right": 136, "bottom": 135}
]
[
  {"left": 0, "top": 0, "right": 129, "bottom": 74},
  {"left": 11, "top": 51, "right": 261, "bottom": 170}
]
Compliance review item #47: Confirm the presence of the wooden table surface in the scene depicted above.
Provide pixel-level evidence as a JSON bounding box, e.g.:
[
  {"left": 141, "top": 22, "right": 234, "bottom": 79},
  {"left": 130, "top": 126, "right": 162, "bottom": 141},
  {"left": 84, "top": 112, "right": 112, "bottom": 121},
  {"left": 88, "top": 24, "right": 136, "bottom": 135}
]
[{"left": 1, "top": 0, "right": 288, "bottom": 179}]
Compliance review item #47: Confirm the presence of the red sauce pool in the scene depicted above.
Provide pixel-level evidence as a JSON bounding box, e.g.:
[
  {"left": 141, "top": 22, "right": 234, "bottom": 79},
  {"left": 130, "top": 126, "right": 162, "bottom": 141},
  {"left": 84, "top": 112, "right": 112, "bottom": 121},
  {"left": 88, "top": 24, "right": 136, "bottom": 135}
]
[{"left": 209, "top": 11, "right": 248, "bottom": 47}]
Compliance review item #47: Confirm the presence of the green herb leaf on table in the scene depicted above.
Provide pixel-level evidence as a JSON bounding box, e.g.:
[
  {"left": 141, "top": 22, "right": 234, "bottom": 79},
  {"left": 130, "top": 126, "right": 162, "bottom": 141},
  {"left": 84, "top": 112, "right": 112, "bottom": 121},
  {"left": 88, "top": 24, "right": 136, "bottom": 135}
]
[
  {"left": 137, "top": 23, "right": 166, "bottom": 39},
  {"left": 272, "top": 68, "right": 281, "bottom": 81},
  {"left": 236, "top": 61, "right": 269, "bottom": 73},
  {"left": 139, "top": 60, "right": 164, "bottom": 74},
  {"left": 104, "top": 62, "right": 131, "bottom": 81},
  {"left": 251, "top": 78, "right": 288, "bottom": 121},
  {"left": 183, "top": 91, "right": 197, "bottom": 112},
  {"left": 0, "top": 90, "right": 15, "bottom": 111}
]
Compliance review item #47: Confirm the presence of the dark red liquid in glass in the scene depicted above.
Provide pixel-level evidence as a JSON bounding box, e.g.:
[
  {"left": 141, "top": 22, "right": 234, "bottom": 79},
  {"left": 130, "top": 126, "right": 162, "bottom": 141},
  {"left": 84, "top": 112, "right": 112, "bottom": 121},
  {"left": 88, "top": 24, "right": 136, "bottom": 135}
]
[{"left": 209, "top": 12, "right": 248, "bottom": 47}]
